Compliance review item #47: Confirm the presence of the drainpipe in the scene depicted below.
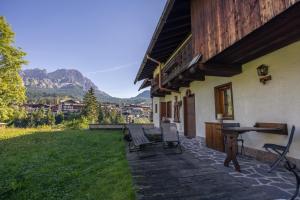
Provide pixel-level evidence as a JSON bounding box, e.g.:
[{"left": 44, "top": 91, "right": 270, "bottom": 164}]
[{"left": 146, "top": 55, "right": 179, "bottom": 93}]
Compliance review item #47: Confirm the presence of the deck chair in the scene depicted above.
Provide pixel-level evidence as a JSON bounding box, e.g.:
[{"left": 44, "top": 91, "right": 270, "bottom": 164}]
[
  {"left": 263, "top": 125, "right": 295, "bottom": 172},
  {"left": 161, "top": 123, "right": 182, "bottom": 153},
  {"left": 126, "top": 124, "right": 152, "bottom": 153}
]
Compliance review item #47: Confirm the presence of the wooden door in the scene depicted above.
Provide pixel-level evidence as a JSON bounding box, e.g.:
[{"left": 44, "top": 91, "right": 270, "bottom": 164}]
[
  {"left": 160, "top": 102, "right": 167, "bottom": 122},
  {"left": 184, "top": 94, "right": 196, "bottom": 138}
]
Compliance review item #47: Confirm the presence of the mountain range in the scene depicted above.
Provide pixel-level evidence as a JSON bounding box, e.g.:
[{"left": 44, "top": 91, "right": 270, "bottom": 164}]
[{"left": 21, "top": 68, "right": 150, "bottom": 104}]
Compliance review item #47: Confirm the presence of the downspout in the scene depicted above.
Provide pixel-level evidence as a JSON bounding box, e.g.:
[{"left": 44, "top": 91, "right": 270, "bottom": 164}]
[{"left": 147, "top": 55, "right": 179, "bottom": 93}]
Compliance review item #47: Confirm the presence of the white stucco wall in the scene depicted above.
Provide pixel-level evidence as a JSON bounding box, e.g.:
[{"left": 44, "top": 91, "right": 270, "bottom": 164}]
[
  {"left": 154, "top": 41, "right": 300, "bottom": 159},
  {"left": 152, "top": 97, "right": 161, "bottom": 128}
]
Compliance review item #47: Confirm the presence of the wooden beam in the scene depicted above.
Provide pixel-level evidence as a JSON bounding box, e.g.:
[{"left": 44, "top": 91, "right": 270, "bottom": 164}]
[
  {"left": 160, "top": 23, "right": 191, "bottom": 34},
  {"left": 178, "top": 72, "right": 205, "bottom": 81},
  {"left": 166, "top": 15, "right": 191, "bottom": 23},
  {"left": 157, "top": 31, "right": 190, "bottom": 42},
  {"left": 198, "top": 63, "right": 242, "bottom": 77},
  {"left": 151, "top": 43, "right": 179, "bottom": 55}
]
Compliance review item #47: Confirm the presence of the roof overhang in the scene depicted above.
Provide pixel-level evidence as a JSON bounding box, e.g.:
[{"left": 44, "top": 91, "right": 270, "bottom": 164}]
[
  {"left": 138, "top": 79, "right": 152, "bottom": 91},
  {"left": 134, "top": 0, "right": 191, "bottom": 84},
  {"left": 206, "top": 1, "right": 300, "bottom": 65}
]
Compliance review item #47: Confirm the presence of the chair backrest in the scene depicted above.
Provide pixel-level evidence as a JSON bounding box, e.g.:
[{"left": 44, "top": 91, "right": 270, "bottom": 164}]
[
  {"left": 126, "top": 124, "right": 144, "bottom": 137},
  {"left": 286, "top": 126, "right": 296, "bottom": 151},
  {"left": 161, "top": 123, "right": 179, "bottom": 142}
]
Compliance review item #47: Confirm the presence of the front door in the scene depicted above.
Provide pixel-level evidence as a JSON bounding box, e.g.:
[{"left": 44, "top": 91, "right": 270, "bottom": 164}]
[
  {"left": 184, "top": 94, "right": 196, "bottom": 138},
  {"left": 160, "top": 102, "right": 167, "bottom": 122}
]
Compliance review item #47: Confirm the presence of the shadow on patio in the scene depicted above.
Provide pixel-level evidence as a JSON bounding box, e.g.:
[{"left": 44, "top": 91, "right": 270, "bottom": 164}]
[{"left": 126, "top": 136, "right": 300, "bottom": 200}]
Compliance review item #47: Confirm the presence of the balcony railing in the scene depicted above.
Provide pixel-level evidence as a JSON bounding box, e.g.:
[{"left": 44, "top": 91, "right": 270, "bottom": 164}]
[{"left": 161, "top": 37, "right": 193, "bottom": 85}]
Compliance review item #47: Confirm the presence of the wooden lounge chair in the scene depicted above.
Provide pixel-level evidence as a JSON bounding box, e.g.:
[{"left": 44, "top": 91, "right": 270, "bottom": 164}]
[
  {"left": 126, "top": 124, "right": 152, "bottom": 153},
  {"left": 161, "top": 123, "right": 182, "bottom": 153},
  {"left": 263, "top": 125, "right": 295, "bottom": 172}
]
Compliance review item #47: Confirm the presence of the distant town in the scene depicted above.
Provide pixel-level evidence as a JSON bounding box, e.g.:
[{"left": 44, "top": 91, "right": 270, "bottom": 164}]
[{"left": 23, "top": 99, "right": 152, "bottom": 124}]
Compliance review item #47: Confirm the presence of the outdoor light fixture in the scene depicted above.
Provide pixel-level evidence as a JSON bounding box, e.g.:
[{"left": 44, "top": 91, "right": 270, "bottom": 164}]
[{"left": 257, "top": 64, "right": 272, "bottom": 84}]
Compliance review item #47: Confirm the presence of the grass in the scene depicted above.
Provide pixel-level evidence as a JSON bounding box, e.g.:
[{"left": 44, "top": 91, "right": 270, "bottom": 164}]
[{"left": 0, "top": 128, "right": 135, "bottom": 200}]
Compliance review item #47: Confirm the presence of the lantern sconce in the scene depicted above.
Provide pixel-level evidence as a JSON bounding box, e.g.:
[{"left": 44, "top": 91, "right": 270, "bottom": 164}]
[{"left": 257, "top": 64, "right": 272, "bottom": 84}]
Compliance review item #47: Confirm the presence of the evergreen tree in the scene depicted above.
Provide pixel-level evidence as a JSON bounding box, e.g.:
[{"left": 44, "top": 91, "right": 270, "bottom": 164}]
[
  {"left": 0, "top": 17, "right": 27, "bottom": 121},
  {"left": 55, "top": 112, "right": 64, "bottom": 124},
  {"left": 98, "top": 103, "right": 104, "bottom": 124},
  {"left": 82, "top": 87, "right": 98, "bottom": 123}
]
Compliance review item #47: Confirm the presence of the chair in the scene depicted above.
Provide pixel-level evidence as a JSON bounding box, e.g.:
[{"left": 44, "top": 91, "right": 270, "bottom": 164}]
[
  {"left": 263, "top": 125, "right": 295, "bottom": 172},
  {"left": 126, "top": 124, "right": 152, "bottom": 153},
  {"left": 161, "top": 123, "right": 182, "bottom": 153}
]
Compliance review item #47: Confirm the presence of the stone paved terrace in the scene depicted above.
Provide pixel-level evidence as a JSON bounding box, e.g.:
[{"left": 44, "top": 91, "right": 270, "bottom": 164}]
[{"left": 126, "top": 136, "right": 300, "bottom": 200}]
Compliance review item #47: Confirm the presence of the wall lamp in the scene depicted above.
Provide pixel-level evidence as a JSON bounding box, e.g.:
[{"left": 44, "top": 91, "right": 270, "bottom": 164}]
[{"left": 257, "top": 64, "right": 272, "bottom": 84}]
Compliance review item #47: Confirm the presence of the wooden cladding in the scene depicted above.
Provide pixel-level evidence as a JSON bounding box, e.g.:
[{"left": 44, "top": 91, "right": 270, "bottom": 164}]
[
  {"left": 214, "top": 83, "right": 234, "bottom": 120},
  {"left": 191, "top": 0, "right": 298, "bottom": 62},
  {"left": 205, "top": 122, "right": 240, "bottom": 152},
  {"left": 205, "top": 122, "right": 225, "bottom": 152},
  {"left": 162, "top": 37, "right": 193, "bottom": 85}
]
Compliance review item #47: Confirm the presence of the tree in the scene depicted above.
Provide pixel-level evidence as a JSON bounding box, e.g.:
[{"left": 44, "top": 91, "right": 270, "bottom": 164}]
[
  {"left": 55, "top": 112, "right": 64, "bottom": 124},
  {"left": 0, "top": 17, "right": 27, "bottom": 122},
  {"left": 98, "top": 103, "right": 104, "bottom": 123},
  {"left": 34, "top": 108, "right": 46, "bottom": 126},
  {"left": 82, "top": 87, "right": 98, "bottom": 123},
  {"left": 45, "top": 109, "right": 55, "bottom": 126}
]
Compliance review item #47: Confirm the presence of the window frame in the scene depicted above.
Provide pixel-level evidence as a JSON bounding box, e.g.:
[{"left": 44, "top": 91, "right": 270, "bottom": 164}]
[
  {"left": 214, "top": 82, "right": 234, "bottom": 120},
  {"left": 155, "top": 104, "right": 158, "bottom": 113}
]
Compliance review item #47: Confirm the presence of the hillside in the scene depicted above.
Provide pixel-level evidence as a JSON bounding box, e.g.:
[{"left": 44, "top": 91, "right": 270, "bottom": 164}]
[{"left": 21, "top": 68, "right": 150, "bottom": 104}]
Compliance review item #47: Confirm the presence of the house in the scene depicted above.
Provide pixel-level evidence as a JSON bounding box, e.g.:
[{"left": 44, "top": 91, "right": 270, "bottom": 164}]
[
  {"left": 135, "top": 1, "right": 300, "bottom": 165},
  {"left": 58, "top": 99, "right": 84, "bottom": 113},
  {"left": 121, "top": 104, "right": 152, "bottom": 123},
  {"left": 24, "top": 103, "right": 51, "bottom": 113}
]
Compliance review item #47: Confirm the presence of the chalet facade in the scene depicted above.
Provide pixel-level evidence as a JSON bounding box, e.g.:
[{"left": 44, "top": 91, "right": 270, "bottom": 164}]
[
  {"left": 135, "top": 1, "right": 300, "bottom": 163},
  {"left": 58, "top": 99, "right": 84, "bottom": 113}
]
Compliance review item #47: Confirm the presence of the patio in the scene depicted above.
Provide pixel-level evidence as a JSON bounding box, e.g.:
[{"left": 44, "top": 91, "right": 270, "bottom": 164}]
[{"left": 126, "top": 136, "right": 300, "bottom": 200}]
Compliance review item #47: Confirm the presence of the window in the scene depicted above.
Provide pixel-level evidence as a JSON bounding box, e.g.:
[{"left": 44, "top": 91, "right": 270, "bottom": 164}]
[
  {"left": 166, "top": 101, "right": 172, "bottom": 118},
  {"left": 155, "top": 104, "right": 158, "bottom": 113},
  {"left": 214, "top": 82, "right": 234, "bottom": 120}
]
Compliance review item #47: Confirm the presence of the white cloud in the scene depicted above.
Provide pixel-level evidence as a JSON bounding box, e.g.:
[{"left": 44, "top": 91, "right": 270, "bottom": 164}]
[{"left": 87, "top": 62, "right": 138, "bottom": 74}]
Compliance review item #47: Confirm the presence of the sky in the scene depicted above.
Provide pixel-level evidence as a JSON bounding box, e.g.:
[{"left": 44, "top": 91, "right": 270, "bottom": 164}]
[{"left": 0, "top": 0, "right": 167, "bottom": 98}]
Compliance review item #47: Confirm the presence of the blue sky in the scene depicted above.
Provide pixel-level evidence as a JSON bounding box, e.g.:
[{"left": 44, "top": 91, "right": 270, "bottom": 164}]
[{"left": 0, "top": 0, "right": 166, "bottom": 98}]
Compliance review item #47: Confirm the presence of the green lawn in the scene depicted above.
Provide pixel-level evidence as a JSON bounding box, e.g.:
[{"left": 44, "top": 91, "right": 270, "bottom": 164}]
[{"left": 0, "top": 128, "right": 135, "bottom": 200}]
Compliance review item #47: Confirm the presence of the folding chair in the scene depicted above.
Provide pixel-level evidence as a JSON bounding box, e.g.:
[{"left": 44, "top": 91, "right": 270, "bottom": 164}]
[{"left": 263, "top": 125, "right": 295, "bottom": 172}]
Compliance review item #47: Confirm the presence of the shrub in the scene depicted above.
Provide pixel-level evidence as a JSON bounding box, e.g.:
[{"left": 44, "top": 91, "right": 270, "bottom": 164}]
[{"left": 64, "top": 117, "right": 89, "bottom": 130}]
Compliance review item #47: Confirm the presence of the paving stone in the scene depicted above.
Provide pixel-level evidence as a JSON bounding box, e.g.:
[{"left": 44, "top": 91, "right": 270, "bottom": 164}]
[{"left": 127, "top": 136, "right": 300, "bottom": 200}]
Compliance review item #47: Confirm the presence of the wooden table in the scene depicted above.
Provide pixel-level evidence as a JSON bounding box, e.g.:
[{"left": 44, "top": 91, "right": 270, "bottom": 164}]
[{"left": 221, "top": 127, "right": 282, "bottom": 172}]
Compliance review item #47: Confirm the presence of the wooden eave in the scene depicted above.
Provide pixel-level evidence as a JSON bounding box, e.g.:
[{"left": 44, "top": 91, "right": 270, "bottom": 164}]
[
  {"left": 206, "top": 2, "right": 300, "bottom": 66},
  {"left": 138, "top": 79, "right": 151, "bottom": 91},
  {"left": 134, "top": 0, "right": 191, "bottom": 83}
]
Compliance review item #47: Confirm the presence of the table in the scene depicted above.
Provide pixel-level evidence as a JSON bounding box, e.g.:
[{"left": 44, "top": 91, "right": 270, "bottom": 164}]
[{"left": 221, "top": 127, "right": 282, "bottom": 172}]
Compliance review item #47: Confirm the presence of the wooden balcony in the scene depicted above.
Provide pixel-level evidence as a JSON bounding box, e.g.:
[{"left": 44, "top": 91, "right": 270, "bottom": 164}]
[
  {"left": 162, "top": 37, "right": 192, "bottom": 83},
  {"left": 161, "top": 37, "right": 204, "bottom": 90}
]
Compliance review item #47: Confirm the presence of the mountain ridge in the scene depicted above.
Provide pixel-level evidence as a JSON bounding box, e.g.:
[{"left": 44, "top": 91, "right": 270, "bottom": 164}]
[{"left": 21, "top": 68, "right": 150, "bottom": 104}]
